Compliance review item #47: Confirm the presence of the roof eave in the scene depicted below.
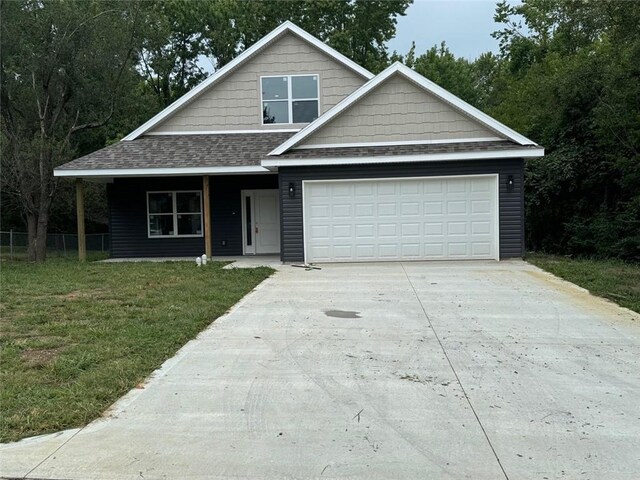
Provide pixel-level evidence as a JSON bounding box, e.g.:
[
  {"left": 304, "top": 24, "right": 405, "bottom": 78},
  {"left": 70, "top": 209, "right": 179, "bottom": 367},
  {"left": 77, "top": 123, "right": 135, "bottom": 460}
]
[{"left": 261, "top": 147, "right": 545, "bottom": 168}]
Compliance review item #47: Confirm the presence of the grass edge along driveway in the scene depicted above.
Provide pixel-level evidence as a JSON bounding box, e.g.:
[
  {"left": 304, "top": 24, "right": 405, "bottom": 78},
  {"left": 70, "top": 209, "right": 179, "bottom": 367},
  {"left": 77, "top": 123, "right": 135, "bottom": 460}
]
[
  {"left": 526, "top": 253, "right": 640, "bottom": 314},
  {"left": 0, "top": 259, "right": 273, "bottom": 443}
]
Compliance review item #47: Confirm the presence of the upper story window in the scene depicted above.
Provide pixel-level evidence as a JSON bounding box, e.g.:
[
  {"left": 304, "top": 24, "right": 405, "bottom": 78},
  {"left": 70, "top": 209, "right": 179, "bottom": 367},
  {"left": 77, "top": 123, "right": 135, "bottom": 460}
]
[{"left": 261, "top": 75, "right": 319, "bottom": 124}]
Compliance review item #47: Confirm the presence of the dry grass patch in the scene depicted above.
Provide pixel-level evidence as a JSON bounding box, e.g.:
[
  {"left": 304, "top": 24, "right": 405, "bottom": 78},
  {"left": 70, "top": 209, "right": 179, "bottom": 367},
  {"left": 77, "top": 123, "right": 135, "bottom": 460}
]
[{"left": 0, "top": 258, "right": 273, "bottom": 442}]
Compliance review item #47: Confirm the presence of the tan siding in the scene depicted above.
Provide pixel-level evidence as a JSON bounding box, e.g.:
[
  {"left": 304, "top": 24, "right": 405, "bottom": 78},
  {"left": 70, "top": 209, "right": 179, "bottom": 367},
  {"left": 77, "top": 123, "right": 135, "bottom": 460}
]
[
  {"left": 149, "top": 33, "right": 366, "bottom": 133},
  {"left": 299, "top": 75, "right": 499, "bottom": 146}
]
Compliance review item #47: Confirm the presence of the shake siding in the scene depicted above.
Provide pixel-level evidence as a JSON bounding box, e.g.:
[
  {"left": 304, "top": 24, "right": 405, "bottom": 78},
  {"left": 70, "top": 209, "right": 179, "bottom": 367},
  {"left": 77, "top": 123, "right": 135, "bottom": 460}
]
[
  {"left": 149, "top": 33, "right": 366, "bottom": 134},
  {"left": 299, "top": 75, "right": 498, "bottom": 146},
  {"left": 278, "top": 159, "right": 525, "bottom": 262}
]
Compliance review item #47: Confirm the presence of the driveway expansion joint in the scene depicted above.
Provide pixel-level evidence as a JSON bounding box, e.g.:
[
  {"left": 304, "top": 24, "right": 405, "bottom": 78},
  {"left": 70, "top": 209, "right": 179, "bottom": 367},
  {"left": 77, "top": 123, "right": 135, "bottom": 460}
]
[{"left": 400, "top": 262, "right": 510, "bottom": 480}]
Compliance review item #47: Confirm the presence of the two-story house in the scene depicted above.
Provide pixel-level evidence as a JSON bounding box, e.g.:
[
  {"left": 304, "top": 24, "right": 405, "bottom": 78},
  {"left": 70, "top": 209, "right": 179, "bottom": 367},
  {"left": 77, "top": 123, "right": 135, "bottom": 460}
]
[{"left": 54, "top": 22, "right": 543, "bottom": 263}]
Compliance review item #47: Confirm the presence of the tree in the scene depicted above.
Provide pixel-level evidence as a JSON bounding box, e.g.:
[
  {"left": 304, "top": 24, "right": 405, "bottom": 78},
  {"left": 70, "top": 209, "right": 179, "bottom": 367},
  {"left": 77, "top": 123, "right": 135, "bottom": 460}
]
[
  {"left": 137, "top": 0, "right": 412, "bottom": 108},
  {"left": 1, "top": 0, "right": 144, "bottom": 261},
  {"left": 490, "top": 0, "right": 640, "bottom": 259}
]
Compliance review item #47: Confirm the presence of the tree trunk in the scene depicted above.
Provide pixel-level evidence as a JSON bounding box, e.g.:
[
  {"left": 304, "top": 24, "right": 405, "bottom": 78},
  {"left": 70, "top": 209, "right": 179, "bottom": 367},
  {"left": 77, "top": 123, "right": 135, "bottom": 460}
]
[
  {"left": 35, "top": 210, "right": 49, "bottom": 262},
  {"left": 26, "top": 213, "right": 37, "bottom": 261}
]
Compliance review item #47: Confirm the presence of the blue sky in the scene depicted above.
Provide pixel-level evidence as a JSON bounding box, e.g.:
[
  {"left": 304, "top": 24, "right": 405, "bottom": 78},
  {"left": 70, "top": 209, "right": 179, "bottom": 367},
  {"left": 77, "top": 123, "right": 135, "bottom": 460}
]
[{"left": 387, "top": 0, "right": 503, "bottom": 60}]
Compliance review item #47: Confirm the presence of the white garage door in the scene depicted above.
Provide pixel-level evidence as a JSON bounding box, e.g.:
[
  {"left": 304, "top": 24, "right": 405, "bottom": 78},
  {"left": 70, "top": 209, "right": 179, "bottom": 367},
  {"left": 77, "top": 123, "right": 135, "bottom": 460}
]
[{"left": 303, "top": 175, "right": 498, "bottom": 263}]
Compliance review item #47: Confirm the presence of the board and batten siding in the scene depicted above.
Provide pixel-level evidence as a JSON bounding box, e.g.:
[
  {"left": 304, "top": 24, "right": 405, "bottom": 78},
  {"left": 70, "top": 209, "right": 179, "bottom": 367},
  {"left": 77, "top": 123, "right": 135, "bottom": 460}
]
[
  {"left": 298, "top": 75, "right": 498, "bottom": 147},
  {"left": 278, "top": 159, "right": 525, "bottom": 262},
  {"left": 108, "top": 175, "right": 277, "bottom": 258},
  {"left": 149, "top": 33, "right": 367, "bottom": 134}
]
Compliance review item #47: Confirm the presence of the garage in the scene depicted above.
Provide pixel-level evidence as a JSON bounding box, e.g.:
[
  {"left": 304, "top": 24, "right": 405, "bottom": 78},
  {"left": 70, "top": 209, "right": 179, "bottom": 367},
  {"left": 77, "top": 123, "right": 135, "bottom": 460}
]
[{"left": 303, "top": 175, "right": 498, "bottom": 263}]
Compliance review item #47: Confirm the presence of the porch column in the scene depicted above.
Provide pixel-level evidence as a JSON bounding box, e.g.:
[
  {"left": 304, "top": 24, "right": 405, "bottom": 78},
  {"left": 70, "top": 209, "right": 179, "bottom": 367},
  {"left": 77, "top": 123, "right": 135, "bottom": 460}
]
[
  {"left": 203, "top": 175, "right": 212, "bottom": 257},
  {"left": 76, "top": 178, "right": 86, "bottom": 261}
]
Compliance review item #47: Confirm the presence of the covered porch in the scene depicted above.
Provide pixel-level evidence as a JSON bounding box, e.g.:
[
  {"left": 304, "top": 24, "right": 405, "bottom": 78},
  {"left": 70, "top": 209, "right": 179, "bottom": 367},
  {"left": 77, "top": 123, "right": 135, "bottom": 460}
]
[
  {"left": 53, "top": 132, "right": 293, "bottom": 261},
  {"left": 105, "top": 173, "right": 280, "bottom": 259}
]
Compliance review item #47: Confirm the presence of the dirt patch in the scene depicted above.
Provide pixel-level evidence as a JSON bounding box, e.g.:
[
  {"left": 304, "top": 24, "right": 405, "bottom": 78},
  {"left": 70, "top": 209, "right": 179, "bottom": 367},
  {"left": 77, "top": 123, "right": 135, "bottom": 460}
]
[
  {"left": 524, "top": 268, "right": 640, "bottom": 322},
  {"left": 20, "top": 347, "right": 63, "bottom": 367}
]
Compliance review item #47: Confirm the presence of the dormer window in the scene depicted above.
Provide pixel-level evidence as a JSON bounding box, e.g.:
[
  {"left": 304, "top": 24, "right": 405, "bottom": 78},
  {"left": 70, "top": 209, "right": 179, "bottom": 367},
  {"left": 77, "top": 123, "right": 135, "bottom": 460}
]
[{"left": 261, "top": 75, "right": 319, "bottom": 124}]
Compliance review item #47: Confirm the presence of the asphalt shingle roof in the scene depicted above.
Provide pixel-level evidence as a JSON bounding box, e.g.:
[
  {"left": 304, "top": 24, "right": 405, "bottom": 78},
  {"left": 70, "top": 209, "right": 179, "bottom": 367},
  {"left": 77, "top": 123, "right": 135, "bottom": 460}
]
[
  {"left": 56, "top": 132, "right": 296, "bottom": 170},
  {"left": 56, "top": 135, "right": 537, "bottom": 172},
  {"left": 278, "top": 140, "right": 536, "bottom": 159}
]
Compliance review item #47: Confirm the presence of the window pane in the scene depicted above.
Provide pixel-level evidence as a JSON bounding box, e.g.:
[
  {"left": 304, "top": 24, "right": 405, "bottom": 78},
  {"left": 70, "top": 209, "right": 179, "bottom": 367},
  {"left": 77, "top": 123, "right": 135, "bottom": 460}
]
[
  {"left": 263, "top": 101, "right": 289, "bottom": 124},
  {"left": 149, "top": 215, "right": 174, "bottom": 236},
  {"left": 148, "top": 192, "right": 173, "bottom": 214},
  {"left": 177, "top": 214, "right": 202, "bottom": 235},
  {"left": 261, "top": 76, "right": 288, "bottom": 100},
  {"left": 245, "top": 196, "right": 252, "bottom": 246},
  {"left": 292, "top": 75, "right": 318, "bottom": 99},
  {"left": 292, "top": 100, "right": 319, "bottom": 123},
  {"left": 176, "top": 192, "right": 201, "bottom": 213}
]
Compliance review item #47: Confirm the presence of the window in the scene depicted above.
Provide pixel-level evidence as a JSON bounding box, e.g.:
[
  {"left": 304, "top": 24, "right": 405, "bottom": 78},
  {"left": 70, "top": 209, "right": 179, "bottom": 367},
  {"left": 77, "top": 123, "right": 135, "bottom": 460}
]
[
  {"left": 147, "top": 191, "right": 203, "bottom": 238},
  {"left": 261, "top": 74, "right": 319, "bottom": 124}
]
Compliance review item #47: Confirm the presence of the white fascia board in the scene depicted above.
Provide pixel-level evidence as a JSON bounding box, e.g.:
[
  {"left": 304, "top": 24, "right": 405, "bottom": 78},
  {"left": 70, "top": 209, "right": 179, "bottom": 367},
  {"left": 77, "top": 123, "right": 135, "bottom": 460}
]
[
  {"left": 123, "top": 21, "right": 373, "bottom": 142},
  {"left": 262, "top": 147, "right": 545, "bottom": 168},
  {"left": 295, "top": 137, "right": 504, "bottom": 150},
  {"left": 270, "top": 62, "right": 538, "bottom": 155},
  {"left": 143, "top": 129, "right": 301, "bottom": 136},
  {"left": 54, "top": 166, "right": 272, "bottom": 178},
  {"left": 398, "top": 65, "right": 537, "bottom": 146}
]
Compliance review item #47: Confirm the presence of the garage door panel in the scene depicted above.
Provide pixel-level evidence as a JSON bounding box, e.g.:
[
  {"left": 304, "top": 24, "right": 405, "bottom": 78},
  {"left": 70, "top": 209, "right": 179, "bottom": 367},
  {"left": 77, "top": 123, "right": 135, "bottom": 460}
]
[
  {"left": 355, "top": 204, "right": 374, "bottom": 216},
  {"left": 447, "top": 222, "right": 467, "bottom": 235},
  {"left": 447, "top": 201, "right": 467, "bottom": 215},
  {"left": 401, "top": 202, "right": 420, "bottom": 216},
  {"left": 304, "top": 176, "right": 497, "bottom": 263},
  {"left": 378, "top": 203, "right": 397, "bottom": 216},
  {"left": 378, "top": 223, "right": 397, "bottom": 237},
  {"left": 379, "top": 244, "right": 399, "bottom": 257},
  {"left": 424, "top": 201, "right": 443, "bottom": 215}
]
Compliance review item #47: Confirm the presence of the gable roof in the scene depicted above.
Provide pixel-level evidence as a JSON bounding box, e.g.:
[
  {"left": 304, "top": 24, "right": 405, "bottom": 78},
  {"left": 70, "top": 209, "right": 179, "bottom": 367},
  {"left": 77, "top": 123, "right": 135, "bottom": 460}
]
[
  {"left": 269, "top": 62, "right": 538, "bottom": 155},
  {"left": 123, "top": 22, "right": 374, "bottom": 141}
]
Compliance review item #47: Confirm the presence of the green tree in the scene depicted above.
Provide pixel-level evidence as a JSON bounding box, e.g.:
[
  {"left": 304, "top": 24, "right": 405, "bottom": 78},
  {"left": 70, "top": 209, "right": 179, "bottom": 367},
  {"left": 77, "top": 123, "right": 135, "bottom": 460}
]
[
  {"left": 490, "top": 0, "right": 640, "bottom": 259},
  {"left": 138, "top": 0, "right": 412, "bottom": 108},
  {"left": 1, "top": 0, "right": 144, "bottom": 261}
]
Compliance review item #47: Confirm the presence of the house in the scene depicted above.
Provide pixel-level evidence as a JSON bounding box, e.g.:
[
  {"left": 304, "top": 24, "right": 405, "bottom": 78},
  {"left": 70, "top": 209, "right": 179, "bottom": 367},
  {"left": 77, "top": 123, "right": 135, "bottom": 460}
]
[{"left": 54, "top": 22, "right": 544, "bottom": 263}]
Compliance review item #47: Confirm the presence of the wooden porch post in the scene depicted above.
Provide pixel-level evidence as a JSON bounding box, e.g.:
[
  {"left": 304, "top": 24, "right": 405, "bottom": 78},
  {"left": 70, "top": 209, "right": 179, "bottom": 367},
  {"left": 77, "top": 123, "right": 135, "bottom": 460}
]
[
  {"left": 76, "top": 178, "right": 86, "bottom": 261},
  {"left": 203, "top": 175, "right": 212, "bottom": 257}
]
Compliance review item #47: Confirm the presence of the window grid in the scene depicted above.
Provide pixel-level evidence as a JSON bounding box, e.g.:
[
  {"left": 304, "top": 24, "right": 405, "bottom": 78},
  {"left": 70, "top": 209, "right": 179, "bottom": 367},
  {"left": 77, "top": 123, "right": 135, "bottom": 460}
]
[
  {"left": 147, "top": 190, "right": 203, "bottom": 238},
  {"left": 261, "top": 74, "right": 319, "bottom": 125}
]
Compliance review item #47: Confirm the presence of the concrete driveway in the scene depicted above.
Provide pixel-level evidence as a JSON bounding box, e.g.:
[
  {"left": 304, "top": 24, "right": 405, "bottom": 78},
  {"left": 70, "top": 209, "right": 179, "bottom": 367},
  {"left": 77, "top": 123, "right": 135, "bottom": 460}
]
[{"left": 2, "top": 261, "right": 639, "bottom": 479}]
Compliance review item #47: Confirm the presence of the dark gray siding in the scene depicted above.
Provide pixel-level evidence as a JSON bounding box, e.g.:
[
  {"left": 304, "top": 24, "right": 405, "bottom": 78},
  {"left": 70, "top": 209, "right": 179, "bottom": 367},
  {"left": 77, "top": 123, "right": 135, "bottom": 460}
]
[
  {"left": 108, "top": 174, "right": 277, "bottom": 258},
  {"left": 210, "top": 174, "right": 278, "bottom": 255},
  {"left": 278, "top": 159, "right": 525, "bottom": 262}
]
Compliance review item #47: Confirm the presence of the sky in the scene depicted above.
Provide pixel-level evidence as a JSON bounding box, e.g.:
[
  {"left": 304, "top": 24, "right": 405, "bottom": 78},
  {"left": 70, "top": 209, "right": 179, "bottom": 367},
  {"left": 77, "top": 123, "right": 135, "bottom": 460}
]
[{"left": 386, "top": 0, "right": 504, "bottom": 60}]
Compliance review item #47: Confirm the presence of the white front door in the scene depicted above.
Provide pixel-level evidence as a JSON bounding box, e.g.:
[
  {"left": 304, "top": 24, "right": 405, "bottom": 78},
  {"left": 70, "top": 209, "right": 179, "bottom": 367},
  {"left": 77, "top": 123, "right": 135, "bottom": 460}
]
[
  {"left": 303, "top": 175, "right": 499, "bottom": 263},
  {"left": 242, "top": 190, "right": 280, "bottom": 255}
]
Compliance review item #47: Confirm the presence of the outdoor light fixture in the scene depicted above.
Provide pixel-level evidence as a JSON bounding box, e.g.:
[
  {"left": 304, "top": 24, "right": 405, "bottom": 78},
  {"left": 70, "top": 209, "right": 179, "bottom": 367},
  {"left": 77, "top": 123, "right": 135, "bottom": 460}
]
[
  {"left": 288, "top": 182, "right": 296, "bottom": 198},
  {"left": 507, "top": 175, "right": 515, "bottom": 192}
]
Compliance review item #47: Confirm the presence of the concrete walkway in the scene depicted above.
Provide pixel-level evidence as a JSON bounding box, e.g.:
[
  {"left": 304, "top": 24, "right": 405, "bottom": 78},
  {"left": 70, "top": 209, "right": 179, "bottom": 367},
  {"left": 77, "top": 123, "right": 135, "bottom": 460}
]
[{"left": 2, "top": 261, "right": 639, "bottom": 479}]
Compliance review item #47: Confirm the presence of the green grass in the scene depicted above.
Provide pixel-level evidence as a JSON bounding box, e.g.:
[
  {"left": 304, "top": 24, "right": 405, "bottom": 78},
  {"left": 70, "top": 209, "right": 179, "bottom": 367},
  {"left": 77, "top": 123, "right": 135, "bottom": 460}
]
[
  {"left": 526, "top": 253, "right": 640, "bottom": 313},
  {"left": 0, "top": 258, "right": 273, "bottom": 442}
]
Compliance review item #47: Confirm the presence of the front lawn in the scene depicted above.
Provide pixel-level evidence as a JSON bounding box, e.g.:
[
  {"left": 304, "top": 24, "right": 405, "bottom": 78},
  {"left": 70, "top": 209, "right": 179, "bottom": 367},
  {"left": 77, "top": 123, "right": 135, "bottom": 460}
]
[
  {"left": 526, "top": 253, "right": 640, "bottom": 313},
  {"left": 0, "top": 259, "right": 273, "bottom": 442}
]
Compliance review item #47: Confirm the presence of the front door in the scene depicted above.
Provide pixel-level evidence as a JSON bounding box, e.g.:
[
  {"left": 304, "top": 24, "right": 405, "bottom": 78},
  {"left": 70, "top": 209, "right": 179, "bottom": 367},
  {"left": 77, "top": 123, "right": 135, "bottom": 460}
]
[{"left": 242, "top": 189, "right": 280, "bottom": 255}]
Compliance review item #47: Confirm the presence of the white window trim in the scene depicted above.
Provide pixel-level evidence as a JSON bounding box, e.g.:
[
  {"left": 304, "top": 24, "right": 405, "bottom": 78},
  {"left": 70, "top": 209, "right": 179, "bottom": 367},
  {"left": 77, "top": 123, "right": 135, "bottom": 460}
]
[
  {"left": 260, "top": 74, "right": 320, "bottom": 125},
  {"left": 147, "top": 190, "right": 204, "bottom": 239}
]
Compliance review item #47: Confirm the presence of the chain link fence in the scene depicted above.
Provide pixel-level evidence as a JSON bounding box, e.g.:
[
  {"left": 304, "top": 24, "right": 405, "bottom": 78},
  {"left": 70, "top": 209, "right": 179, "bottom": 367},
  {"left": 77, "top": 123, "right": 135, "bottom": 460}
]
[{"left": 0, "top": 230, "right": 110, "bottom": 260}]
